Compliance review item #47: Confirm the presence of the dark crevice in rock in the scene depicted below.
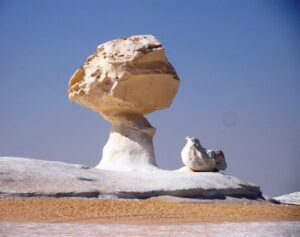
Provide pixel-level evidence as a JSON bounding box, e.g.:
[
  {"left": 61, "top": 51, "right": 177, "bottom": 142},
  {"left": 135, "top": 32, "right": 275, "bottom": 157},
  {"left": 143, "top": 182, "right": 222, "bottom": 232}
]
[
  {"left": 107, "top": 187, "right": 262, "bottom": 200},
  {"left": 77, "top": 177, "right": 97, "bottom": 182},
  {"left": 0, "top": 191, "right": 100, "bottom": 198}
]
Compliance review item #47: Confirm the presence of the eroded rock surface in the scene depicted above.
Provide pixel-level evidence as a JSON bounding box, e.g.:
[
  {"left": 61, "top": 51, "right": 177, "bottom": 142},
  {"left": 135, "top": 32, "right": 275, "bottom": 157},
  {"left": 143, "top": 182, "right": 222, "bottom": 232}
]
[
  {"left": 208, "top": 150, "right": 227, "bottom": 171},
  {"left": 68, "top": 35, "right": 179, "bottom": 171},
  {"left": 0, "top": 157, "right": 262, "bottom": 200},
  {"left": 274, "top": 192, "right": 300, "bottom": 205},
  {"left": 181, "top": 136, "right": 227, "bottom": 172},
  {"left": 68, "top": 35, "right": 179, "bottom": 116}
]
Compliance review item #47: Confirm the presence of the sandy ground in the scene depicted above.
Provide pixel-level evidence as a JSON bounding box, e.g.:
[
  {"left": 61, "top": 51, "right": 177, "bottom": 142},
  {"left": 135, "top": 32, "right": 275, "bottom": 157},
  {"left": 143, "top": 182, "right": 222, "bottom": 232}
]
[
  {"left": 2, "top": 221, "right": 300, "bottom": 237},
  {"left": 0, "top": 198, "right": 299, "bottom": 224}
]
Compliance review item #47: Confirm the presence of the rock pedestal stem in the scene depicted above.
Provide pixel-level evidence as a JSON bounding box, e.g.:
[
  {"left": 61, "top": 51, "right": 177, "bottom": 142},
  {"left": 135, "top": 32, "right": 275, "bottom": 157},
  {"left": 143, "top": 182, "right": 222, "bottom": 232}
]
[{"left": 96, "top": 114, "right": 157, "bottom": 171}]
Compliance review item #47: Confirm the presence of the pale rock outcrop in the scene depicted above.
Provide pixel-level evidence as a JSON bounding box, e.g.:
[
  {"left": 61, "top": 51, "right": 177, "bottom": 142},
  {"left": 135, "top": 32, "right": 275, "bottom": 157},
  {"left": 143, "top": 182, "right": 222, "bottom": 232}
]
[
  {"left": 181, "top": 136, "right": 227, "bottom": 172},
  {"left": 207, "top": 150, "right": 227, "bottom": 171},
  {"left": 68, "top": 35, "right": 179, "bottom": 171},
  {"left": 274, "top": 192, "right": 300, "bottom": 205},
  {"left": 0, "top": 157, "right": 262, "bottom": 200},
  {"left": 181, "top": 136, "right": 215, "bottom": 171}
]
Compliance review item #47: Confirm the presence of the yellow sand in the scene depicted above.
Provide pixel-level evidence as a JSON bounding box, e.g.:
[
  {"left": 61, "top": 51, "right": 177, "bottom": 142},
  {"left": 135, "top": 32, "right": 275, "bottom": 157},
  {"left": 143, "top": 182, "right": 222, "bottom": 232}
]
[{"left": 0, "top": 198, "right": 299, "bottom": 224}]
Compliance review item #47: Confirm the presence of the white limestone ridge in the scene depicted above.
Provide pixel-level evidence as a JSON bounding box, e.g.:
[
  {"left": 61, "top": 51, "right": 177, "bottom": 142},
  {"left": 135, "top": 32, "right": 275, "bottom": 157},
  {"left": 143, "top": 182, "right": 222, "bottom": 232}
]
[
  {"left": 274, "top": 192, "right": 300, "bottom": 205},
  {"left": 0, "top": 157, "right": 262, "bottom": 200}
]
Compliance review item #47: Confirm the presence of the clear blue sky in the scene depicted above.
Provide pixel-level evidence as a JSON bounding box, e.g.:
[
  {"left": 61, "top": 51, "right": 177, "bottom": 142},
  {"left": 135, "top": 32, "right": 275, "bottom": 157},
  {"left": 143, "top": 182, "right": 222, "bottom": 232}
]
[{"left": 0, "top": 0, "right": 299, "bottom": 196}]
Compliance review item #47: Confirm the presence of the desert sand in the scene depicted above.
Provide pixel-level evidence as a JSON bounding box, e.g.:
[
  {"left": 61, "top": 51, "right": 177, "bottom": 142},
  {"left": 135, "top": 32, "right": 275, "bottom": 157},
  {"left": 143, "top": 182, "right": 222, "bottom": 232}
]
[{"left": 0, "top": 198, "right": 299, "bottom": 224}]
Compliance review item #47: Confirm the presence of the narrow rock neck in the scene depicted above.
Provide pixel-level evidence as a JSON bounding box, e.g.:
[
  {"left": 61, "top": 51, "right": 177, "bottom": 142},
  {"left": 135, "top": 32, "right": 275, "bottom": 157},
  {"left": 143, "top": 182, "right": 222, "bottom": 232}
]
[{"left": 96, "top": 114, "right": 158, "bottom": 171}]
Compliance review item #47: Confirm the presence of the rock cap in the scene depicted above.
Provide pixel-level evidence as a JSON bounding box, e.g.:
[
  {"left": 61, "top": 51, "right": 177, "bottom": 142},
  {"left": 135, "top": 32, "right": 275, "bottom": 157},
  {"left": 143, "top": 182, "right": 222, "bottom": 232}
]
[{"left": 69, "top": 35, "right": 180, "bottom": 117}]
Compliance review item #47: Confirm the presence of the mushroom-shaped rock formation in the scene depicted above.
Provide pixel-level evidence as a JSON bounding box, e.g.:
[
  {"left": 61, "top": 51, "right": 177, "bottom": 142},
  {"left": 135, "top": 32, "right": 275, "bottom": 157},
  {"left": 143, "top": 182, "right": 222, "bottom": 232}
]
[
  {"left": 69, "top": 35, "right": 180, "bottom": 171},
  {"left": 181, "top": 136, "right": 227, "bottom": 172}
]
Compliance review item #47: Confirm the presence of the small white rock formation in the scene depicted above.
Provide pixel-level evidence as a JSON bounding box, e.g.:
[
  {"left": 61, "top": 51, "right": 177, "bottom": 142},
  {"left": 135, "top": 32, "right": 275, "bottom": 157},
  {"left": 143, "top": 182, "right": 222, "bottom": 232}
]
[
  {"left": 181, "top": 136, "right": 227, "bottom": 172},
  {"left": 274, "top": 192, "right": 300, "bottom": 205},
  {"left": 207, "top": 149, "right": 227, "bottom": 171},
  {"left": 68, "top": 35, "right": 179, "bottom": 171}
]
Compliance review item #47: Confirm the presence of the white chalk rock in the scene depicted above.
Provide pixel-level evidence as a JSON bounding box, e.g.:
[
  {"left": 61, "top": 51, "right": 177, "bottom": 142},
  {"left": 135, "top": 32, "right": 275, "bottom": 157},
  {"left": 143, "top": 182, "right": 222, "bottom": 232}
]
[
  {"left": 207, "top": 150, "right": 227, "bottom": 171},
  {"left": 96, "top": 115, "right": 157, "bottom": 171},
  {"left": 0, "top": 157, "right": 262, "bottom": 200},
  {"left": 181, "top": 136, "right": 216, "bottom": 171},
  {"left": 274, "top": 192, "right": 300, "bottom": 205},
  {"left": 68, "top": 35, "right": 180, "bottom": 171}
]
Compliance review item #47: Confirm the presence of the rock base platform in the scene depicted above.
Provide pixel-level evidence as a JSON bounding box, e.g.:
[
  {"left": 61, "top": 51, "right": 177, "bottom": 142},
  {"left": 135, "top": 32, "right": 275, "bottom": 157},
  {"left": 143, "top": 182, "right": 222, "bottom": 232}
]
[{"left": 0, "top": 157, "right": 262, "bottom": 200}]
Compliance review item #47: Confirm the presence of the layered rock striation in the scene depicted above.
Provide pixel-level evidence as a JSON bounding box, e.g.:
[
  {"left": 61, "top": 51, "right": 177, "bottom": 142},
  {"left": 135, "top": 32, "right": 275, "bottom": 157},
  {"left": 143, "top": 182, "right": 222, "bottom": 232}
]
[
  {"left": 68, "top": 35, "right": 179, "bottom": 171},
  {"left": 0, "top": 157, "right": 262, "bottom": 200}
]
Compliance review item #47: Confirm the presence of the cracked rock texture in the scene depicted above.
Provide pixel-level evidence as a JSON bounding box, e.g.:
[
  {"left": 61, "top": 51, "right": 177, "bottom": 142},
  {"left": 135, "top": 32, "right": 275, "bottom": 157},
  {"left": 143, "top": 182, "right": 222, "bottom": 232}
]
[
  {"left": 0, "top": 157, "right": 262, "bottom": 200},
  {"left": 68, "top": 35, "right": 179, "bottom": 117},
  {"left": 68, "top": 35, "right": 179, "bottom": 171}
]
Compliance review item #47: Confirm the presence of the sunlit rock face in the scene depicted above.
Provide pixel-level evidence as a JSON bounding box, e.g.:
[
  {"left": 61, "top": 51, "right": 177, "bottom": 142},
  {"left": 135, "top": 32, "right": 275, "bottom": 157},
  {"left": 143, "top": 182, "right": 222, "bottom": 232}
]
[
  {"left": 181, "top": 136, "right": 227, "bottom": 172},
  {"left": 68, "top": 35, "right": 179, "bottom": 117},
  {"left": 68, "top": 35, "right": 180, "bottom": 171}
]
